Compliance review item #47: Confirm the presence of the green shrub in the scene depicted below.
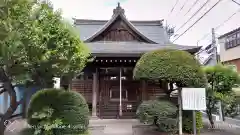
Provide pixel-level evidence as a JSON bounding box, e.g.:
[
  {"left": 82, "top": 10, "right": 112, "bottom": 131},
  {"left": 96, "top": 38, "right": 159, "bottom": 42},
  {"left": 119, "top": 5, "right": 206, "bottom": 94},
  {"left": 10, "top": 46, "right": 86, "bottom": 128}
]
[
  {"left": 20, "top": 128, "right": 34, "bottom": 135},
  {"left": 133, "top": 49, "right": 206, "bottom": 87},
  {"left": 20, "top": 128, "right": 91, "bottom": 135},
  {"left": 182, "top": 110, "right": 203, "bottom": 134},
  {"left": 27, "top": 88, "right": 89, "bottom": 135},
  {"left": 136, "top": 100, "right": 178, "bottom": 133}
]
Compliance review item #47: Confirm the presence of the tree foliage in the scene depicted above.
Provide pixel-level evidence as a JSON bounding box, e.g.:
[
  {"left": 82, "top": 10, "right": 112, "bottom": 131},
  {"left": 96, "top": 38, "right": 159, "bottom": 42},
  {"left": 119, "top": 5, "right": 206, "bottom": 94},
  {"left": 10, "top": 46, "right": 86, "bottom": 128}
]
[
  {"left": 134, "top": 49, "right": 206, "bottom": 134},
  {"left": 1, "top": 0, "right": 90, "bottom": 87},
  {"left": 203, "top": 64, "right": 240, "bottom": 128},
  {"left": 22, "top": 1, "right": 90, "bottom": 87},
  {"left": 136, "top": 100, "right": 178, "bottom": 133},
  {"left": 133, "top": 49, "right": 206, "bottom": 88},
  {"left": 0, "top": 0, "right": 90, "bottom": 134},
  {"left": 26, "top": 89, "right": 89, "bottom": 135}
]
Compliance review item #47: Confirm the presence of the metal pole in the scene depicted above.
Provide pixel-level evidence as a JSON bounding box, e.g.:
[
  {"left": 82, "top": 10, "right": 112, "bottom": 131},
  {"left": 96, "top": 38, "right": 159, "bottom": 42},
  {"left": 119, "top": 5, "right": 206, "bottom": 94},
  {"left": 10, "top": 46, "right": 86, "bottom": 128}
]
[
  {"left": 218, "top": 101, "right": 223, "bottom": 121},
  {"left": 212, "top": 28, "right": 218, "bottom": 63},
  {"left": 119, "top": 67, "right": 122, "bottom": 117},
  {"left": 212, "top": 28, "right": 224, "bottom": 121},
  {"left": 178, "top": 88, "right": 183, "bottom": 135},
  {"left": 193, "top": 110, "right": 197, "bottom": 135}
]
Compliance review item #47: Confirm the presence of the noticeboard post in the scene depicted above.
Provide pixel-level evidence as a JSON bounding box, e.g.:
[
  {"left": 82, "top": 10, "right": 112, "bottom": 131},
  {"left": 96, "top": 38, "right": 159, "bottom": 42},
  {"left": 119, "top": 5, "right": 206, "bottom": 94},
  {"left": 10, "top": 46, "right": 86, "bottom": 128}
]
[{"left": 181, "top": 88, "right": 206, "bottom": 135}]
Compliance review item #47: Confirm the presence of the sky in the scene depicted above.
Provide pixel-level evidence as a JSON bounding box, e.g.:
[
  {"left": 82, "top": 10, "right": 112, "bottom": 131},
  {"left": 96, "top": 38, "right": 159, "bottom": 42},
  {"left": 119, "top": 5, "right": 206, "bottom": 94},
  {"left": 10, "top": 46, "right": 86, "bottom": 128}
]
[{"left": 50, "top": 0, "right": 240, "bottom": 47}]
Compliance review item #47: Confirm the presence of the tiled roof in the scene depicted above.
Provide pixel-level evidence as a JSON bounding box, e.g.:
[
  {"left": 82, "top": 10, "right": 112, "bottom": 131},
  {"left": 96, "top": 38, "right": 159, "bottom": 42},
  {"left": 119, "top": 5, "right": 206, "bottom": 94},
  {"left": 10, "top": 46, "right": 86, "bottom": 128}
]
[
  {"left": 74, "top": 19, "right": 170, "bottom": 44},
  {"left": 86, "top": 42, "right": 201, "bottom": 57},
  {"left": 83, "top": 12, "right": 157, "bottom": 43},
  {"left": 74, "top": 3, "right": 200, "bottom": 56},
  {"left": 218, "top": 27, "right": 240, "bottom": 39}
]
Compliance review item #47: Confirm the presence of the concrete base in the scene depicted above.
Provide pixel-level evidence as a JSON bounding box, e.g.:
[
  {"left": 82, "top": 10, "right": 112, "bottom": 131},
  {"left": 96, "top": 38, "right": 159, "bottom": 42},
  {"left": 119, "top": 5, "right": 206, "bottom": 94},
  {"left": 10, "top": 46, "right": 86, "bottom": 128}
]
[{"left": 90, "top": 116, "right": 100, "bottom": 120}]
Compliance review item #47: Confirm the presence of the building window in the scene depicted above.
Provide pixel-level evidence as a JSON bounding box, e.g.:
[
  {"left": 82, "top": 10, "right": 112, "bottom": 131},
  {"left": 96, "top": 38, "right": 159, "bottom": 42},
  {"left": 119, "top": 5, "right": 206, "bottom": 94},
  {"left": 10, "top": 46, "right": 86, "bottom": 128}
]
[
  {"left": 237, "top": 32, "right": 240, "bottom": 45},
  {"left": 225, "top": 32, "right": 240, "bottom": 49},
  {"left": 110, "top": 87, "right": 128, "bottom": 101}
]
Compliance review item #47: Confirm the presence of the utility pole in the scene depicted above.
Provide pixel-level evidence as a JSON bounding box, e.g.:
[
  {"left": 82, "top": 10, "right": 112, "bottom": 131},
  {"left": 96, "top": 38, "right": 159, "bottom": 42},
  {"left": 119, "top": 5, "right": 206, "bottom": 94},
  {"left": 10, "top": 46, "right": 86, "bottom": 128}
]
[
  {"left": 211, "top": 28, "right": 218, "bottom": 64},
  {"left": 212, "top": 28, "right": 223, "bottom": 121}
]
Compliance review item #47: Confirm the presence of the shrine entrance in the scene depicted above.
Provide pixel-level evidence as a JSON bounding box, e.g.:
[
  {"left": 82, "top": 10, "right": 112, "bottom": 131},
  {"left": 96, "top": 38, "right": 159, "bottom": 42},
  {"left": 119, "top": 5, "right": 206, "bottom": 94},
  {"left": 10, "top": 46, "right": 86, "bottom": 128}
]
[{"left": 98, "top": 67, "right": 141, "bottom": 118}]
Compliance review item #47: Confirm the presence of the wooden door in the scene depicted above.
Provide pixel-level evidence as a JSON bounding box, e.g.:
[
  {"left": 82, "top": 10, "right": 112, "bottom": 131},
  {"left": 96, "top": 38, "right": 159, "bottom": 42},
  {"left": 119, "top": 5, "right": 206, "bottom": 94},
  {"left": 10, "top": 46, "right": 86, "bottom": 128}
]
[{"left": 99, "top": 79, "right": 120, "bottom": 118}]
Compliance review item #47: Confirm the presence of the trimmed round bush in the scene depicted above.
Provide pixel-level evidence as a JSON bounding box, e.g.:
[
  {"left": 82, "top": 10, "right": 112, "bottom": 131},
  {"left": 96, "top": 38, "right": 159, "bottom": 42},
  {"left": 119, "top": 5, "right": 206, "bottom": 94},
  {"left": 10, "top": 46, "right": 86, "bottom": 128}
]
[
  {"left": 136, "top": 100, "right": 178, "bottom": 133},
  {"left": 27, "top": 88, "right": 89, "bottom": 134},
  {"left": 133, "top": 49, "right": 206, "bottom": 87}
]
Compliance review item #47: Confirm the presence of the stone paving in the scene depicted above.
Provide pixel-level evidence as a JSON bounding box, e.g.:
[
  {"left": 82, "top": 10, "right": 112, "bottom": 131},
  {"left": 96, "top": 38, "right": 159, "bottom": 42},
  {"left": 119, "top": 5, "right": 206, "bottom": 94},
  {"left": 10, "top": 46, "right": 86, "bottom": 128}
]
[{"left": 4, "top": 118, "right": 240, "bottom": 135}]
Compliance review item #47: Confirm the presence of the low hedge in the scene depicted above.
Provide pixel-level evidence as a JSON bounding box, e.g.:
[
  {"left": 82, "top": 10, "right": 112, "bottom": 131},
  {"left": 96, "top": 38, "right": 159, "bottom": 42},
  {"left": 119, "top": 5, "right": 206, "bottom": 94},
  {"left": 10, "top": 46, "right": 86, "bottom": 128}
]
[
  {"left": 20, "top": 128, "right": 91, "bottom": 135},
  {"left": 27, "top": 88, "right": 89, "bottom": 135},
  {"left": 136, "top": 100, "right": 178, "bottom": 133},
  {"left": 137, "top": 99, "right": 203, "bottom": 134}
]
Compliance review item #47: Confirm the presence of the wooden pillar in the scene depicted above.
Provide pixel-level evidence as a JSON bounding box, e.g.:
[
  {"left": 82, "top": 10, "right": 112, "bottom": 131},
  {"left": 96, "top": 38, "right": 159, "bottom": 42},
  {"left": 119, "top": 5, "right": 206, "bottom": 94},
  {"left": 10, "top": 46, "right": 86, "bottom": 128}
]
[
  {"left": 141, "top": 80, "right": 147, "bottom": 100},
  {"left": 92, "top": 69, "right": 98, "bottom": 118},
  {"left": 119, "top": 67, "right": 123, "bottom": 117}
]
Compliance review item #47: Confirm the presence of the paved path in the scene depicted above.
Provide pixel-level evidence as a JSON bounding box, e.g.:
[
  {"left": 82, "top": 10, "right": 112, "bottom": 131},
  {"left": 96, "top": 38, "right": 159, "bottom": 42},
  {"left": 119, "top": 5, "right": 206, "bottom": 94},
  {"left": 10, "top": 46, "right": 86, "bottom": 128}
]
[
  {"left": 4, "top": 119, "right": 138, "bottom": 135},
  {"left": 201, "top": 119, "right": 240, "bottom": 135},
  {"left": 4, "top": 118, "right": 240, "bottom": 135},
  {"left": 90, "top": 119, "right": 139, "bottom": 135}
]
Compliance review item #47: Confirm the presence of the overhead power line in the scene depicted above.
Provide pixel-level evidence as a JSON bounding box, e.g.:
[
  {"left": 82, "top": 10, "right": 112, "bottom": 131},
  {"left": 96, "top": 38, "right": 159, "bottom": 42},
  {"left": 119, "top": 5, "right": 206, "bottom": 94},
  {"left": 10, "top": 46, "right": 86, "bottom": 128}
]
[
  {"left": 184, "top": 0, "right": 201, "bottom": 16},
  {"left": 173, "top": 0, "right": 190, "bottom": 20},
  {"left": 175, "top": 0, "right": 211, "bottom": 33},
  {"left": 166, "top": 0, "right": 180, "bottom": 23},
  {"left": 169, "top": 0, "right": 180, "bottom": 15},
  {"left": 173, "top": 0, "right": 223, "bottom": 42},
  {"left": 197, "top": 8, "right": 240, "bottom": 43},
  {"left": 232, "top": 0, "right": 240, "bottom": 5},
  {"left": 197, "top": 0, "right": 240, "bottom": 43},
  {"left": 180, "top": 0, "right": 190, "bottom": 11}
]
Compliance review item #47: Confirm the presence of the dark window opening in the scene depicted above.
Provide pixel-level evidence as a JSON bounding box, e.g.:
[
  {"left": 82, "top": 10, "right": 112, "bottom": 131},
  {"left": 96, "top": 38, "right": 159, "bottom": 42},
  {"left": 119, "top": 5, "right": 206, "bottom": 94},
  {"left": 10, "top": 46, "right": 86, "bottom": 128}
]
[{"left": 225, "top": 32, "right": 240, "bottom": 50}]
